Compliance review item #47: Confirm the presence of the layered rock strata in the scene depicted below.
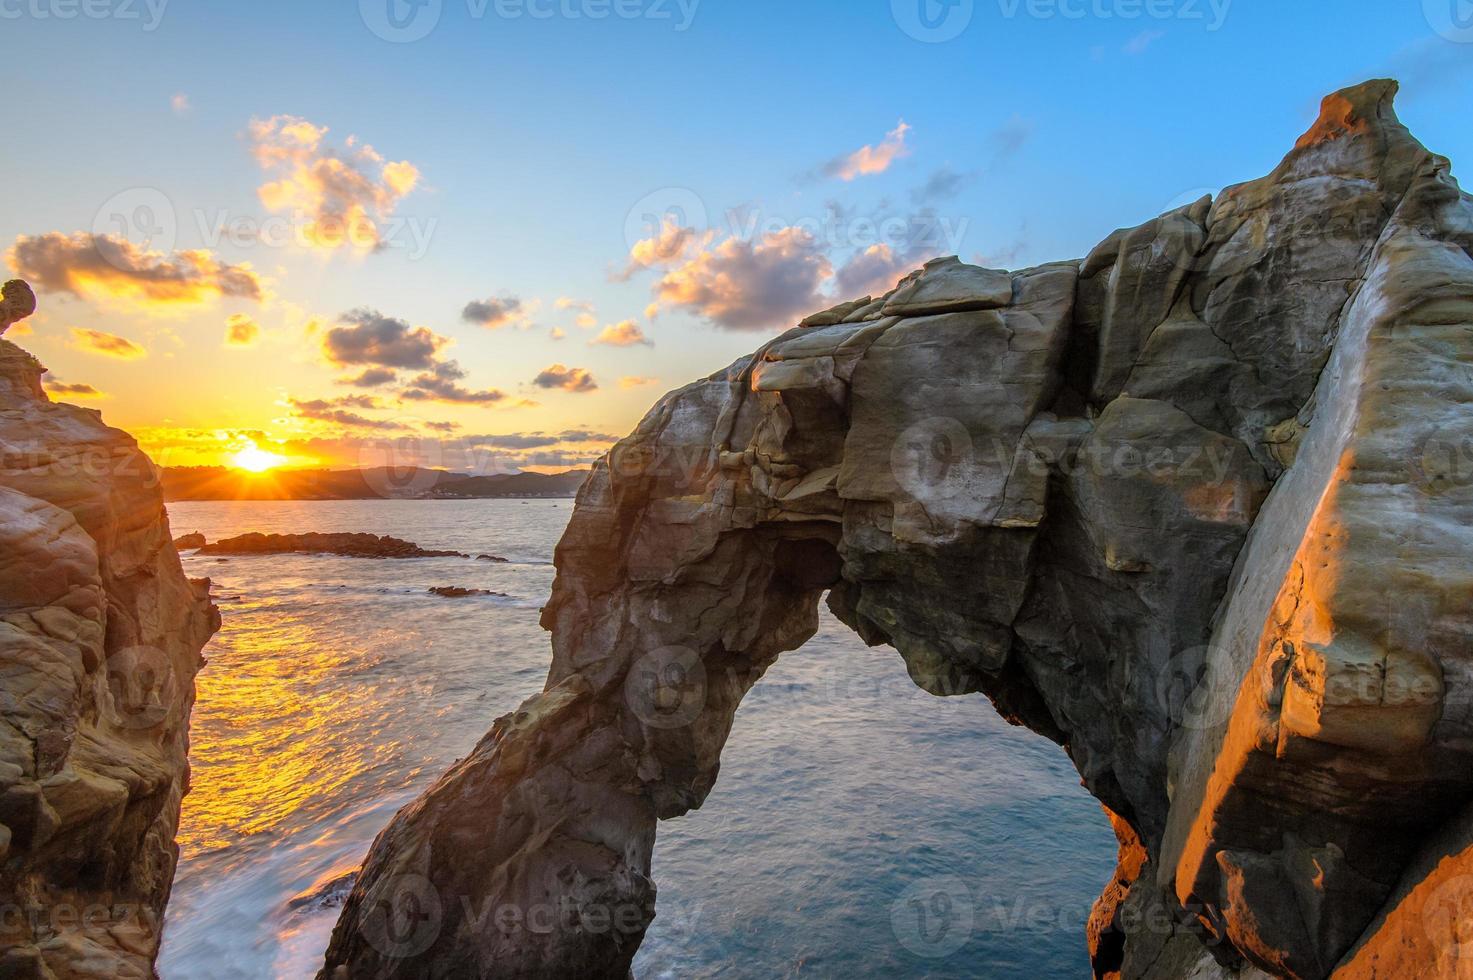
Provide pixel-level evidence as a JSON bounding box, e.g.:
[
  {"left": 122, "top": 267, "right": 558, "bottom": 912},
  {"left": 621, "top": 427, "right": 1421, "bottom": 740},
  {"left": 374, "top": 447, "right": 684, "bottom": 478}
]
[
  {"left": 0, "top": 302, "right": 219, "bottom": 978},
  {"left": 321, "top": 81, "right": 1473, "bottom": 979}
]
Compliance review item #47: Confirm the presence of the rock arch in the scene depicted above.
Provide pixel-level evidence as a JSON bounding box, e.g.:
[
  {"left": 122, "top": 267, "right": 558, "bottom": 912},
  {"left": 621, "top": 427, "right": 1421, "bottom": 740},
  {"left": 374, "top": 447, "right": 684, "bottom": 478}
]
[{"left": 320, "top": 81, "right": 1473, "bottom": 979}]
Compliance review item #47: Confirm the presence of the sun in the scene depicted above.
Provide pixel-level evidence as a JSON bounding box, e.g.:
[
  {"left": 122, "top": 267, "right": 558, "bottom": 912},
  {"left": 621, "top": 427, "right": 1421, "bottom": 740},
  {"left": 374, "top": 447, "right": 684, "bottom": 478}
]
[{"left": 230, "top": 443, "right": 287, "bottom": 474}]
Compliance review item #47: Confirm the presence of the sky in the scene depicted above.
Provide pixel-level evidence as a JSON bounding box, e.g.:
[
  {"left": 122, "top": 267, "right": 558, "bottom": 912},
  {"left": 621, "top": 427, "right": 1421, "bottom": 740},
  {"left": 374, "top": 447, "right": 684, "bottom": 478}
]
[{"left": 2, "top": 0, "right": 1471, "bottom": 472}]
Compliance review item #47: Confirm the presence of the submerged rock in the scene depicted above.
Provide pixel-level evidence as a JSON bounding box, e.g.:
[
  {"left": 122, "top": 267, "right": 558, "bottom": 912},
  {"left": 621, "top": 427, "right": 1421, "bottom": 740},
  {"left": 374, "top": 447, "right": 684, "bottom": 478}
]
[
  {"left": 0, "top": 311, "right": 219, "bottom": 976},
  {"left": 315, "top": 79, "right": 1473, "bottom": 980},
  {"left": 428, "top": 587, "right": 509, "bottom": 599}
]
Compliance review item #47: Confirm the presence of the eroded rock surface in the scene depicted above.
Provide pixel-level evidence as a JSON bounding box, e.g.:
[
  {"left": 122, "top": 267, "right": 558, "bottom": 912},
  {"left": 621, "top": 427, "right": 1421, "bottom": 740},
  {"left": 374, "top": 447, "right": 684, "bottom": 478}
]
[
  {"left": 321, "top": 80, "right": 1473, "bottom": 980},
  {"left": 0, "top": 323, "right": 219, "bottom": 976}
]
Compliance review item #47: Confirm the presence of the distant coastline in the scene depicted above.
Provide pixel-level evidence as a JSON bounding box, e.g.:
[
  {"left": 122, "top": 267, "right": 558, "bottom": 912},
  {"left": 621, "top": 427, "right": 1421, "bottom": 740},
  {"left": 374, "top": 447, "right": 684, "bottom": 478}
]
[{"left": 159, "top": 466, "right": 589, "bottom": 502}]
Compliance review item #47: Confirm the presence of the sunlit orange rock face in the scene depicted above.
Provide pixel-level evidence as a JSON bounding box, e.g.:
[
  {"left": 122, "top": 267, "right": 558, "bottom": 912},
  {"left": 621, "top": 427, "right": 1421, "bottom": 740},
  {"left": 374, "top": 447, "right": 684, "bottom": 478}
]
[
  {"left": 0, "top": 316, "right": 219, "bottom": 976},
  {"left": 313, "top": 78, "right": 1473, "bottom": 980}
]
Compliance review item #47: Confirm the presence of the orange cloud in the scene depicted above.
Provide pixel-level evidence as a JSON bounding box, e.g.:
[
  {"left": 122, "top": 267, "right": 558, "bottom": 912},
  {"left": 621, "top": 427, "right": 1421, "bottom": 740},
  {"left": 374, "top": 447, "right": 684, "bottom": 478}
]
[
  {"left": 590, "top": 320, "right": 653, "bottom": 347},
  {"left": 533, "top": 364, "right": 598, "bottom": 393},
  {"left": 249, "top": 115, "right": 421, "bottom": 252},
  {"left": 824, "top": 120, "right": 911, "bottom": 181},
  {"left": 619, "top": 218, "right": 710, "bottom": 280},
  {"left": 69, "top": 327, "right": 146, "bottom": 360},
  {"left": 225, "top": 313, "right": 261, "bottom": 347},
  {"left": 651, "top": 227, "right": 832, "bottom": 330},
  {"left": 8, "top": 233, "right": 264, "bottom": 307},
  {"left": 43, "top": 376, "right": 105, "bottom": 399},
  {"left": 620, "top": 376, "right": 659, "bottom": 389}
]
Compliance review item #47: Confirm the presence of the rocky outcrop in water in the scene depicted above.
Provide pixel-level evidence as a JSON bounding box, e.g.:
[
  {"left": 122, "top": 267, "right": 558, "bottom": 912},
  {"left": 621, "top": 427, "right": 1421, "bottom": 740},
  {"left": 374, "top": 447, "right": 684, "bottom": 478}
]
[
  {"left": 195, "top": 532, "right": 468, "bottom": 560},
  {"left": 320, "top": 80, "right": 1473, "bottom": 979},
  {"left": 0, "top": 309, "right": 219, "bottom": 976}
]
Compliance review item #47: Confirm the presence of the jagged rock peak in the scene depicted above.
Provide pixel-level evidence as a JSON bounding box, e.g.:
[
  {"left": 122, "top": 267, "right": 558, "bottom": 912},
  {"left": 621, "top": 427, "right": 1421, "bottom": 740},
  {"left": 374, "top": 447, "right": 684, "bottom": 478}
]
[{"left": 0, "top": 279, "right": 36, "bottom": 334}]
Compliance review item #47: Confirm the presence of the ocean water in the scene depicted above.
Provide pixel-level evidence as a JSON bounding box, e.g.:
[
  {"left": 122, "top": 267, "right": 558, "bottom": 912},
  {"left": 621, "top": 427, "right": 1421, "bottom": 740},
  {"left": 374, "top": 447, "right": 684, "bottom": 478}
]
[{"left": 156, "top": 499, "right": 1117, "bottom": 979}]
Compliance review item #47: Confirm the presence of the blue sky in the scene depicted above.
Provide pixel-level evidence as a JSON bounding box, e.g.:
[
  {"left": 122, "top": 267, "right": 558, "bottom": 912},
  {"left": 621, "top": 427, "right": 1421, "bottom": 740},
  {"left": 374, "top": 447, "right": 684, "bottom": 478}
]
[{"left": 2, "top": 0, "right": 1470, "bottom": 470}]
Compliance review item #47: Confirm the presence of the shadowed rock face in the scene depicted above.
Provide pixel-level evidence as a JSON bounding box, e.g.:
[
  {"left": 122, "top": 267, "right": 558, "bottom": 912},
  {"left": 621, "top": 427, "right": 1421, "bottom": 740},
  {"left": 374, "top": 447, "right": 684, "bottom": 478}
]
[
  {"left": 320, "top": 80, "right": 1473, "bottom": 980},
  {"left": 0, "top": 331, "right": 219, "bottom": 976}
]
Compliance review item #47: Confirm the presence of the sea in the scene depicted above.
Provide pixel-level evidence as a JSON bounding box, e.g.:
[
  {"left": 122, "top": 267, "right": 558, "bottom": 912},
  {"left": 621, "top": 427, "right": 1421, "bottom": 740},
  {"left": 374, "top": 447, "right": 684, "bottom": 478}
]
[{"left": 154, "top": 499, "right": 1117, "bottom": 979}]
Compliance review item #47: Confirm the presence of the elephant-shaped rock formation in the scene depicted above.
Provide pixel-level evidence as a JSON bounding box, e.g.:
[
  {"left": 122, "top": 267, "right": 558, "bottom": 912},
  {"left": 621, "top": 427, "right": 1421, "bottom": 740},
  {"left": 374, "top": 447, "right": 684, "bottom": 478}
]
[{"left": 321, "top": 80, "right": 1473, "bottom": 979}]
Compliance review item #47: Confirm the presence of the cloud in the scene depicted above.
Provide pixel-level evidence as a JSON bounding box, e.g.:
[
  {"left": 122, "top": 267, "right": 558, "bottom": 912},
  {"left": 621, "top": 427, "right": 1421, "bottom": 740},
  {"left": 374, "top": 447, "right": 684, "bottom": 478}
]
[
  {"left": 225, "top": 313, "right": 261, "bottom": 348},
  {"left": 463, "top": 429, "right": 619, "bottom": 450},
  {"left": 911, "top": 166, "right": 977, "bottom": 204},
  {"left": 555, "top": 298, "right": 600, "bottom": 328},
  {"left": 833, "top": 242, "right": 934, "bottom": 298},
  {"left": 549, "top": 327, "right": 566, "bottom": 341},
  {"left": 400, "top": 361, "right": 509, "bottom": 405},
  {"left": 171, "top": 93, "right": 190, "bottom": 115},
  {"left": 323, "top": 309, "right": 448, "bottom": 369},
  {"left": 1378, "top": 37, "right": 1473, "bottom": 96},
  {"left": 42, "top": 375, "right": 104, "bottom": 399},
  {"left": 337, "top": 367, "right": 399, "bottom": 388},
  {"left": 1124, "top": 29, "right": 1166, "bottom": 55},
  {"left": 248, "top": 114, "right": 420, "bottom": 252},
  {"left": 288, "top": 396, "right": 406, "bottom": 429},
  {"left": 8, "top": 233, "right": 264, "bottom": 307},
  {"left": 973, "top": 232, "right": 1029, "bottom": 269},
  {"left": 425, "top": 420, "right": 460, "bottom": 432},
  {"left": 822, "top": 120, "right": 912, "bottom": 181},
  {"left": 651, "top": 227, "right": 832, "bottom": 330},
  {"left": 533, "top": 364, "right": 598, "bottom": 393},
  {"left": 70, "top": 327, "right": 146, "bottom": 360},
  {"left": 461, "top": 295, "right": 525, "bottom": 329},
  {"left": 590, "top": 320, "right": 653, "bottom": 347},
  {"left": 618, "top": 218, "right": 710, "bottom": 280},
  {"left": 620, "top": 376, "right": 659, "bottom": 389},
  {"left": 988, "top": 116, "right": 1034, "bottom": 168}
]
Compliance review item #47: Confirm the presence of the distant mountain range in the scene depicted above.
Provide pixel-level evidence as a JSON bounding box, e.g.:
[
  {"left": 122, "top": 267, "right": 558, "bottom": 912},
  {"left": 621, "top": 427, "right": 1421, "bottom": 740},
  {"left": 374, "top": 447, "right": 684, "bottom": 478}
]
[{"left": 159, "top": 466, "right": 589, "bottom": 501}]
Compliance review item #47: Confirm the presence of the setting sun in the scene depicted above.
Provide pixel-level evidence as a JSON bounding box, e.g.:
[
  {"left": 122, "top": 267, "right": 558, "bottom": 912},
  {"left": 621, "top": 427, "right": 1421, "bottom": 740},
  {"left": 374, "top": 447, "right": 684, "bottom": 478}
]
[{"left": 230, "top": 443, "right": 286, "bottom": 473}]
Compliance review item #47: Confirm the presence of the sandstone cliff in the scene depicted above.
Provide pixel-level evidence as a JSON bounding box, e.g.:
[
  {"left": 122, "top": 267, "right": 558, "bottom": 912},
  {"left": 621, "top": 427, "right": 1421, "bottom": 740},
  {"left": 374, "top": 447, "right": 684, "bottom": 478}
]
[
  {"left": 0, "top": 295, "right": 219, "bottom": 978},
  {"left": 320, "top": 81, "right": 1473, "bottom": 979}
]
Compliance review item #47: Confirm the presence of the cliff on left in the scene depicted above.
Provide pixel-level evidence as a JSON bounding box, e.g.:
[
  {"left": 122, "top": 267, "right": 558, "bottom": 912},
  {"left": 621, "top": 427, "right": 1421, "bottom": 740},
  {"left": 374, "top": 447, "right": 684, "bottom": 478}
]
[{"left": 0, "top": 280, "right": 219, "bottom": 979}]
